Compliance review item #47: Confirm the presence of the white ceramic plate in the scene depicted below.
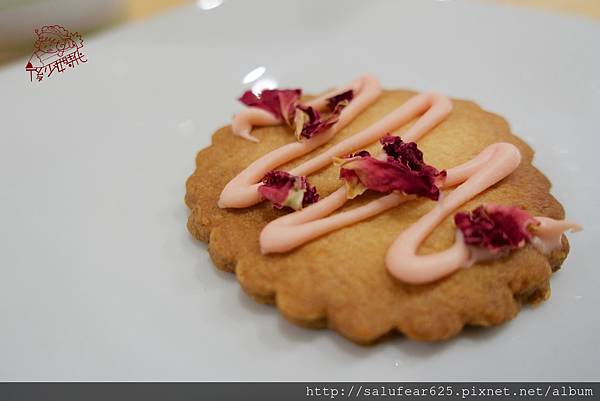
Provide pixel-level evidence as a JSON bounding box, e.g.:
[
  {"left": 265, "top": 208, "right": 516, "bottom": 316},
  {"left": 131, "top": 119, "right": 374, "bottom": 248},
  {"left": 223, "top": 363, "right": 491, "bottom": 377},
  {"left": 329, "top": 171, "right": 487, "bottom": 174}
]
[{"left": 1, "top": 0, "right": 598, "bottom": 381}]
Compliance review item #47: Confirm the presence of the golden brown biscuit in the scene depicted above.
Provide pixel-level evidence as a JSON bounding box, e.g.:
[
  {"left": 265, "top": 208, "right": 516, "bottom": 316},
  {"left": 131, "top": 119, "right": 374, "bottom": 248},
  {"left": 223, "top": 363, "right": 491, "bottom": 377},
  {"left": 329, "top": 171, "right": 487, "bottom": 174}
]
[{"left": 185, "top": 90, "right": 568, "bottom": 343}]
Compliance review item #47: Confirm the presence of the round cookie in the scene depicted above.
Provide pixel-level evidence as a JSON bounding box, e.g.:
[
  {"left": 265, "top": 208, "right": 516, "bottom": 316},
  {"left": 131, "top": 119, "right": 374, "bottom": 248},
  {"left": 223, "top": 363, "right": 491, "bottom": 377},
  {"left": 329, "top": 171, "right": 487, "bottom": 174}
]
[{"left": 185, "top": 90, "right": 569, "bottom": 343}]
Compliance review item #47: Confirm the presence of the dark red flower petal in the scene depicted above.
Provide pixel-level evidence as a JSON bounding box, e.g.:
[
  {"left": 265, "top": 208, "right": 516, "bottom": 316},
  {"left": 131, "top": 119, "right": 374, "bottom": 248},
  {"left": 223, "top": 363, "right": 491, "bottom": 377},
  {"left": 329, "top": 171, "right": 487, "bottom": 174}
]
[
  {"left": 294, "top": 105, "right": 339, "bottom": 140},
  {"left": 352, "top": 150, "right": 371, "bottom": 158},
  {"left": 238, "top": 89, "right": 301, "bottom": 123},
  {"left": 380, "top": 135, "right": 425, "bottom": 166},
  {"left": 454, "top": 204, "right": 539, "bottom": 254},
  {"left": 336, "top": 135, "right": 445, "bottom": 200},
  {"left": 258, "top": 170, "right": 319, "bottom": 210},
  {"left": 380, "top": 135, "right": 435, "bottom": 172},
  {"left": 302, "top": 182, "right": 320, "bottom": 206},
  {"left": 337, "top": 156, "right": 443, "bottom": 200},
  {"left": 327, "top": 89, "right": 354, "bottom": 111},
  {"left": 293, "top": 90, "right": 354, "bottom": 140}
]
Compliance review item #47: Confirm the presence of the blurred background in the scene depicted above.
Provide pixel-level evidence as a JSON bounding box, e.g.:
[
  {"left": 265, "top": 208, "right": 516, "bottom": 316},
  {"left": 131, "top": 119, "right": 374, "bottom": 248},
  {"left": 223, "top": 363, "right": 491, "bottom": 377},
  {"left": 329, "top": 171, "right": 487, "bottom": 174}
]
[{"left": 1, "top": 0, "right": 599, "bottom": 67}]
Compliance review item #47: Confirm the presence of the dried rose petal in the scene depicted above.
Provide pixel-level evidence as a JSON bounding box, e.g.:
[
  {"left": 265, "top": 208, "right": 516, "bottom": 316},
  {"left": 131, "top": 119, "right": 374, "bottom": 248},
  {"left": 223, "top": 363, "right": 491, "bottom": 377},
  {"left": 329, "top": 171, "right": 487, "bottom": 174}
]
[
  {"left": 293, "top": 106, "right": 338, "bottom": 140},
  {"left": 380, "top": 134, "right": 446, "bottom": 181},
  {"left": 239, "top": 88, "right": 354, "bottom": 141},
  {"left": 337, "top": 164, "right": 368, "bottom": 199},
  {"left": 454, "top": 204, "right": 539, "bottom": 254},
  {"left": 327, "top": 89, "right": 354, "bottom": 111},
  {"left": 335, "top": 135, "right": 445, "bottom": 200},
  {"left": 239, "top": 89, "right": 301, "bottom": 124},
  {"left": 302, "top": 181, "right": 320, "bottom": 206},
  {"left": 292, "top": 90, "right": 354, "bottom": 140},
  {"left": 335, "top": 150, "right": 372, "bottom": 198},
  {"left": 258, "top": 170, "right": 319, "bottom": 210}
]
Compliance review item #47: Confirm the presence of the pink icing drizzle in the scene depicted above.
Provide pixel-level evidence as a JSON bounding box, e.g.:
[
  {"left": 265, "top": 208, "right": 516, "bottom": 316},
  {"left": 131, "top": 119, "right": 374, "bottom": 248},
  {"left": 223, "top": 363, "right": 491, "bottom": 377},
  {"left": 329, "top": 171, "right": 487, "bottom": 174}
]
[
  {"left": 223, "top": 76, "right": 580, "bottom": 284},
  {"left": 385, "top": 143, "right": 521, "bottom": 284},
  {"left": 259, "top": 91, "right": 454, "bottom": 253},
  {"left": 260, "top": 143, "right": 520, "bottom": 258},
  {"left": 219, "top": 75, "right": 382, "bottom": 208},
  {"left": 232, "top": 108, "right": 280, "bottom": 143},
  {"left": 530, "top": 217, "right": 582, "bottom": 254}
]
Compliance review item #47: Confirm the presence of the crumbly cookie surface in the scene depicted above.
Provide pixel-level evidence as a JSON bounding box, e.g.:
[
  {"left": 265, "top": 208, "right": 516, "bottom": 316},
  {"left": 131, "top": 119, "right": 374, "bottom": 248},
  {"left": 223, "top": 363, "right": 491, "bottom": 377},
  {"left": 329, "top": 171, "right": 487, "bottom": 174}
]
[{"left": 185, "top": 90, "right": 568, "bottom": 343}]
